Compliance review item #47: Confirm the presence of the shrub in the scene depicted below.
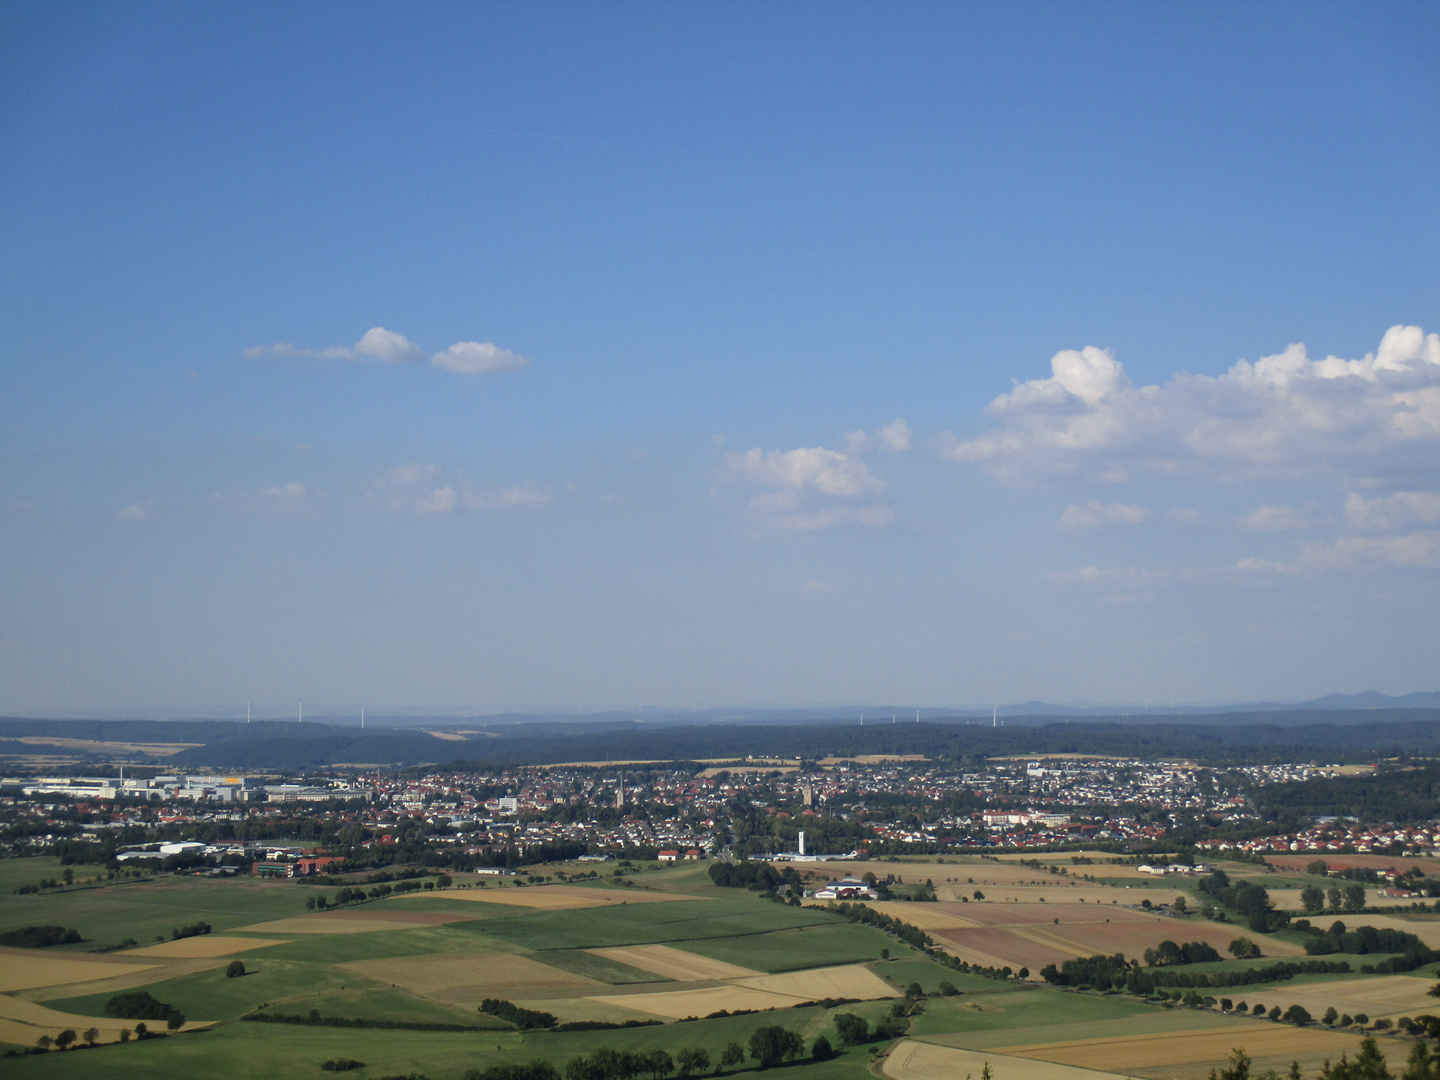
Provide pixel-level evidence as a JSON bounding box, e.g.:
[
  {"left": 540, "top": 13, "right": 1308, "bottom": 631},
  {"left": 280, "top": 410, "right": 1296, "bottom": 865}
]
[
  {"left": 322, "top": 1060, "right": 366, "bottom": 1072},
  {"left": 811, "top": 1035, "right": 835, "bottom": 1061}
]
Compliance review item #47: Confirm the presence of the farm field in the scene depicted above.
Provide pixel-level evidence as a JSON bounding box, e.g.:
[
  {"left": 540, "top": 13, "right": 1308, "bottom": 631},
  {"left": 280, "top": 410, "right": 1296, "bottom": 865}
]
[
  {"left": 871, "top": 899, "right": 1302, "bottom": 973},
  {"left": 885, "top": 1039, "right": 1129, "bottom": 1080},
  {"left": 3, "top": 855, "right": 1438, "bottom": 1080}
]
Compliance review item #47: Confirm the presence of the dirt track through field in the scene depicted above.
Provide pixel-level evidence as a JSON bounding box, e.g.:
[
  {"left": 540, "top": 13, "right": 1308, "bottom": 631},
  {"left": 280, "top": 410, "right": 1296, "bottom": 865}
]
[{"left": 587, "top": 945, "right": 760, "bottom": 981}]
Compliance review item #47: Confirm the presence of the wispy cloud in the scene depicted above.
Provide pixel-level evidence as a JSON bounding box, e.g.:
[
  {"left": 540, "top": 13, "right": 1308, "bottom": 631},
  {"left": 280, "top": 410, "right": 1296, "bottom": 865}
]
[
  {"left": 1240, "top": 504, "right": 1313, "bottom": 531},
  {"left": 218, "top": 482, "right": 320, "bottom": 516},
  {"left": 243, "top": 326, "right": 421, "bottom": 363},
  {"left": 369, "top": 465, "right": 551, "bottom": 515},
  {"left": 1344, "top": 491, "right": 1440, "bottom": 532},
  {"left": 1058, "top": 501, "right": 1149, "bottom": 532},
  {"left": 938, "top": 325, "right": 1440, "bottom": 484},
  {"left": 117, "top": 499, "right": 155, "bottom": 521},
  {"left": 1240, "top": 531, "right": 1440, "bottom": 573},
  {"left": 246, "top": 328, "right": 528, "bottom": 376},
  {"left": 845, "top": 418, "right": 912, "bottom": 454}
]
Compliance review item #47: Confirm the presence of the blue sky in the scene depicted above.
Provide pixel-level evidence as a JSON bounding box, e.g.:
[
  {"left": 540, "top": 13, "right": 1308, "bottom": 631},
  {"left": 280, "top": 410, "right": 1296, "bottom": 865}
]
[{"left": 2, "top": 3, "right": 1438, "bottom": 715}]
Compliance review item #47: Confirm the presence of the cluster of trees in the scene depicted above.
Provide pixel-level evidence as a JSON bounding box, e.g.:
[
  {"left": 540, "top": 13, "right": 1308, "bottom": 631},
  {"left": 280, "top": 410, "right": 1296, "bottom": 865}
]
[
  {"left": 1146, "top": 960, "right": 1351, "bottom": 991},
  {"left": 105, "top": 992, "right": 184, "bottom": 1029},
  {"left": 480, "top": 1033, "right": 808, "bottom": 1080},
  {"left": 1300, "top": 921, "right": 1433, "bottom": 957},
  {"left": 1039, "top": 953, "right": 1352, "bottom": 993},
  {"left": 708, "top": 862, "right": 784, "bottom": 891},
  {"left": 1197, "top": 871, "right": 1288, "bottom": 933},
  {"left": 1299, "top": 884, "right": 1368, "bottom": 915},
  {"left": 0, "top": 925, "right": 82, "bottom": 947},
  {"left": 1143, "top": 940, "right": 1222, "bottom": 966},
  {"left": 170, "top": 921, "right": 211, "bottom": 941},
  {"left": 826, "top": 901, "right": 934, "bottom": 952},
  {"left": 480, "top": 999, "right": 559, "bottom": 1030},
  {"left": 248, "top": 1009, "right": 483, "bottom": 1033},
  {"left": 832, "top": 1011, "right": 908, "bottom": 1044}
]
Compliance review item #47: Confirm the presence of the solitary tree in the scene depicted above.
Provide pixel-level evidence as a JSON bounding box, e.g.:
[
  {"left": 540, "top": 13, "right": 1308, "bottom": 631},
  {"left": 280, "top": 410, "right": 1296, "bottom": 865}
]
[
  {"left": 83, "top": 1027, "right": 98, "bottom": 1045},
  {"left": 834, "top": 1013, "right": 869, "bottom": 1045},
  {"left": 1323, "top": 1007, "right": 1339, "bottom": 1026},
  {"left": 811, "top": 1035, "right": 835, "bottom": 1062},
  {"left": 676, "top": 1047, "right": 710, "bottom": 1078},
  {"left": 55, "top": 1029, "right": 76, "bottom": 1050},
  {"left": 226, "top": 960, "right": 246, "bottom": 978},
  {"left": 718, "top": 1042, "right": 745, "bottom": 1073}
]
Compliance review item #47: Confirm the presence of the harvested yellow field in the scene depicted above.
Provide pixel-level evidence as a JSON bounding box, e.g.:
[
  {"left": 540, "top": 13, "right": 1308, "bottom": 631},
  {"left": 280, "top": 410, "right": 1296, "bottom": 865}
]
[
  {"left": 885, "top": 1040, "right": 1129, "bottom": 1080},
  {"left": 127, "top": 935, "right": 290, "bottom": 958},
  {"left": 736, "top": 963, "right": 899, "bottom": 1001},
  {"left": 340, "top": 952, "right": 598, "bottom": 1002},
  {"left": 999, "top": 1023, "right": 1372, "bottom": 1073},
  {"left": 399, "top": 886, "right": 695, "bottom": 909},
  {"left": 1245, "top": 974, "right": 1439, "bottom": 1019},
  {"left": 819, "top": 755, "right": 927, "bottom": 765},
  {"left": 591, "top": 983, "right": 803, "bottom": 1019},
  {"left": 588, "top": 945, "right": 761, "bottom": 981},
  {"left": 594, "top": 962, "right": 898, "bottom": 1019},
  {"left": 867, "top": 903, "right": 980, "bottom": 930},
  {"left": 1318, "top": 915, "right": 1440, "bottom": 949},
  {"left": 0, "top": 994, "right": 215, "bottom": 1046},
  {"left": 0, "top": 950, "right": 157, "bottom": 993}
]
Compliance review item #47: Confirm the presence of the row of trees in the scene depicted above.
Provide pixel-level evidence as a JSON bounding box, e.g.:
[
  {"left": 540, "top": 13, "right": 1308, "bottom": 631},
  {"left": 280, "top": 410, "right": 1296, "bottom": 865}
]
[{"left": 461, "top": 1027, "right": 823, "bottom": 1080}]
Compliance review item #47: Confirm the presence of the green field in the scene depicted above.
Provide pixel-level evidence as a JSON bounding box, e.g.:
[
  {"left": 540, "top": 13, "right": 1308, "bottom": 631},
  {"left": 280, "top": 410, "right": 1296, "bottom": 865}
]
[{"left": 3, "top": 855, "right": 1430, "bottom": 1080}]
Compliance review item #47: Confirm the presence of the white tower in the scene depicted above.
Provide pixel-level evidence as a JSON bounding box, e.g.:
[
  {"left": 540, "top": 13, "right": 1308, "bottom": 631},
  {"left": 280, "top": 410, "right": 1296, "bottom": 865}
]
[{"left": 798, "top": 830, "right": 806, "bottom": 857}]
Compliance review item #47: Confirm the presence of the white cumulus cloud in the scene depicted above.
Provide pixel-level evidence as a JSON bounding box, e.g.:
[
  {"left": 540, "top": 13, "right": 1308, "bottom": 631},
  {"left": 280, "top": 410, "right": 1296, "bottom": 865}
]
[
  {"left": 247, "top": 328, "right": 527, "bottom": 375},
  {"left": 940, "top": 325, "right": 1440, "bottom": 484},
  {"left": 353, "top": 327, "right": 422, "bottom": 363},
  {"left": 431, "top": 341, "right": 529, "bottom": 376},
  {"left": 1058, "top": 501, "right": 1149, "bottom": 532},
  {"left": 725, "top": 446, "right": 893, "bottom": 529},
  {"left": 729, "top": 447, "right": 886, "bottom": 497}
]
